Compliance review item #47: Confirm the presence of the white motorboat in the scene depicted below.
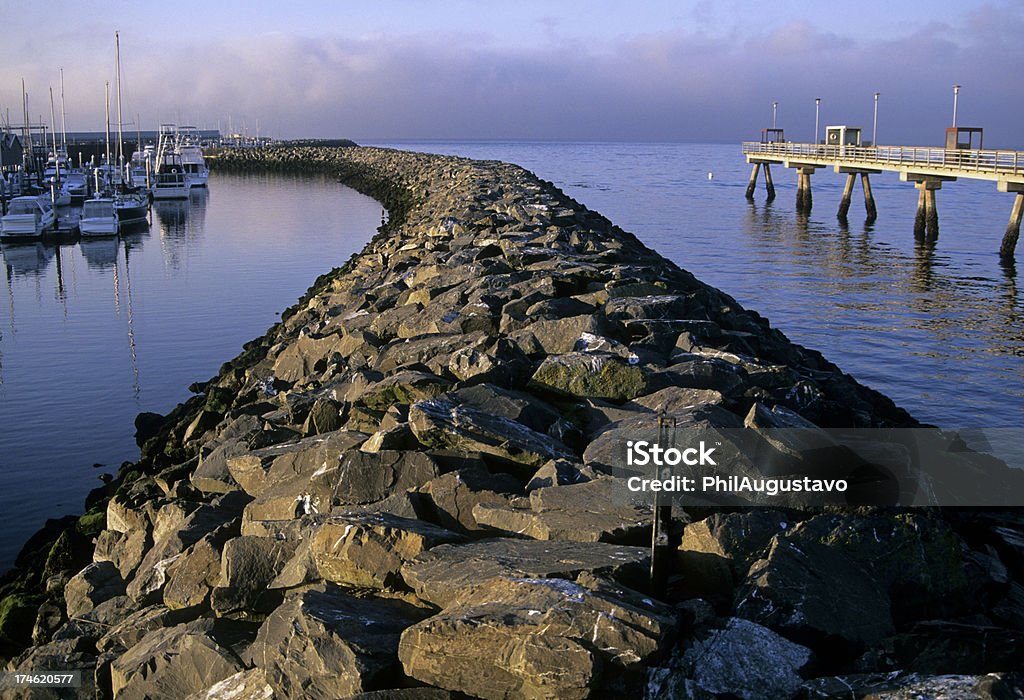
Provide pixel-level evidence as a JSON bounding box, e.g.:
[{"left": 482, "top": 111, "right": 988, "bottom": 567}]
[
  {"left": 175, "top": 126, "right": 208, "bottom": 188},
  {"left": 1, "top": 196, "right": 56, "bottom": 240},
  {"left": 64, "top": 171, "right": 89, "bottom": 203},
  {"left": 79, "top": 197, "right": 119, "bottom": 237}
]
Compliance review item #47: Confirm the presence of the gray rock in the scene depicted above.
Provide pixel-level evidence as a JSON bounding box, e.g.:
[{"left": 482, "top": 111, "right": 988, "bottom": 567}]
[
  {"left": 110, "top": 619, "right": 243, "bottom": 699},
  {"left": 244, "top": 585, "right": 424, "bottom": 700},
  {"left": 399, "top": 575, "right": 675, "bottom": 700},
  {"left": 735, "top": 535, "right": 894, "bottom": 651},
  {"left": 304, "top": 512, "right": 463, "bottom": 589},
  {"left": 473, "top": 478, "right": 650, "bottom": 544},
  {"left": 401, "top": 538, "right": 649, "bottom": 607},
  {"left": 64, "top": 561, "right": 126, "bottom": 619},
  {"left": 525, "top": 459, "right": 595, "bottom": 491},
  {"left": 409, "top": 397, "right": 573, "bottom": 469},
  {"left": 226, "top": 430, "right": 366, "bottom": 498},
  {"left": 416, "top": 468, "right": 520, "bottom": 532},
  {"left": 210, "top": 536, "right": 293, "bottom": 614},
  {"left": 652, "top": 618, "right": 812, "bottom": 700},
  {"left": 184, "top": 668, "right": 274, "bottom": 700}
]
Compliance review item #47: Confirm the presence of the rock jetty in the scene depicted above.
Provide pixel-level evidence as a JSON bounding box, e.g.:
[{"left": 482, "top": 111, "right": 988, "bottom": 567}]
[{"left": 2, "top": 144, "right": 1023, "bottom": 699}]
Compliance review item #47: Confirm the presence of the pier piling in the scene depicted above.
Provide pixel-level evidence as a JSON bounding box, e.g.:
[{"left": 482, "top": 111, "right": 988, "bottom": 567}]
[
  {"left": 796, "top": 168, "right": 814, "bottom": 214},
  {"left": 1001, "top": 192, "right": 1024, "bottom": 260},
  {"left": 914, "top": 187, "right": 928, "bottom": 240},
  {"left": 764, "top": 163, "right": 775, "bottom": 201},
  {"left": 838, "top": 173, "right": 856, "bottom": 220},
  {"left": 745, "top": 163, "right": 760, "bottom": 200},
  {"left": 862, "top": 173, "right": 877, "bottom": 223},
  {"left": 924, "top": 186, "right": 939, "bottom": 242}
]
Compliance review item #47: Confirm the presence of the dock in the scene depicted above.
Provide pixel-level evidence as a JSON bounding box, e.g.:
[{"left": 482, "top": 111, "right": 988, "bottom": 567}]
[{"left": 742, "top": 135, "right": 1024, "bottom": 260}]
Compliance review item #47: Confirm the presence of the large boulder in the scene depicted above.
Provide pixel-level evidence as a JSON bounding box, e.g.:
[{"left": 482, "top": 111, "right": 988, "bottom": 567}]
[
  {"left": 647, "top": 617, "right": 812, "bottom": 700},
  {"left": 409, "top": 397, "right": 573, "bottom": 469},
  {"left": 401, "top": 538, "right": 649, "bottom": 607},
  {"left": 399, "top": 575, "right": 676, "bottom": 699},
  {"left": 244, "top": 585, "right": 425, "bottom": 699},
  {"left": 109, "top": 619, "right": 244, "bottom": 699}
]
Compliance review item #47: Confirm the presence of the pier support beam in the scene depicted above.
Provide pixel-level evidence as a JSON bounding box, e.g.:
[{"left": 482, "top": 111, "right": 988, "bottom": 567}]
[
  {"left": 1001, "top": 192, "right": 1024, "bottom": 261},
  {"left": 795, "top": 167, "right": 817, "bottom": 214},
  {"left": 913, "top": 181, "right": 942, "bottom": 242},
  {"left": 834, "top": 167, "right": 881, "bottom": 223},
  {"left": 745, "top": 163, "right": 759, "bottom": 200},
  {"left": 862, "top": 173, "right": 877, "bottom": 223},
  {"left": 903, "top": 173, "right": 955, "bottom": 244},
  {"left": 997, "top": 180, "right": 1024, "bottom": 261},
  {"left": 838, "top": 173, "right": 856, "bottom": 220},
  {"left": 745, "top": 160, "right": 776, "bottom": 201}
]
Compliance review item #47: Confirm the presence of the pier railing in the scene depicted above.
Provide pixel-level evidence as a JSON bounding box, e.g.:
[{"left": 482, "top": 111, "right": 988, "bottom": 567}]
[{"left": 742, "top": 141, "right": 1024, "bottom": 179}]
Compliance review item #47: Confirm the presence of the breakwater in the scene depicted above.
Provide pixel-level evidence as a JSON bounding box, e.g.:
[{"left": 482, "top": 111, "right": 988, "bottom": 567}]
[{"left": 2, "top": 145, "right": 1022, "bottom": 698}]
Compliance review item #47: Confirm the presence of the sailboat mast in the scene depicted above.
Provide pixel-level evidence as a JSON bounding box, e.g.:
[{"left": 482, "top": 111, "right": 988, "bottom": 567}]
[
  {"left": 115, "top": 31, "right": 124, "bottom": 173},
  {"left": 59, "top": 68, "right": 67, "bottom": 152},
  {"left": 105, "top": 81, "right": 111, "bottom": 178},
  {"left": 48, "top": 87, "right": 58, "bottom": 168}
]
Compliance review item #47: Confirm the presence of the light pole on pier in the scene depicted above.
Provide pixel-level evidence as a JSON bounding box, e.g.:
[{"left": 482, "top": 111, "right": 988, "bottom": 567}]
[
  {"left": 772, "top": 101, "right": 778, "bottom": 129},
  {"left": 873, "top": 92, "right": 880, "bottom": 146},
  {"left": 814, "top": 98, "right": 821, "bottom": 145},
  {"left": 952, "top": 84, "right": 961, "bottom": 127}
]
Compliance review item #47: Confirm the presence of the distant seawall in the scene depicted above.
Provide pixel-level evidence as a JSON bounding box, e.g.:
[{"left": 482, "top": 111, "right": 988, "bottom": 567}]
[{"left": 4, "top": 145, "right": 1023, "bottom": 698}]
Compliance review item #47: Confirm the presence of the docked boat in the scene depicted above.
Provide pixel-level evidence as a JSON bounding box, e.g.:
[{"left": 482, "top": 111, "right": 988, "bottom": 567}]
[
  {"left": 64, "top": 171, "right": 89, "bottom": 203},
  {"left": 1, "top": 196, "right": 56, "bottom": 240},
  {"left": 113, "top": 189, "right": 150, "bottom": 223},
  {"left": 175, "top": 126, "right": 209, "bottom": 188},
  {"left": 152, "top": 127, "right": 190, "bottom": 200},
  {"left": 79, "top": 197, "right": 119, "bottom": 237}
]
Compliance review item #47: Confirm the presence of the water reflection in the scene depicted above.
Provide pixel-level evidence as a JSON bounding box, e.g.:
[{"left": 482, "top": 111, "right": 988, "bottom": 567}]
[
  {"left": 80, "top": 236, "right": 120, "bottom": 270},
  {"left": 741, "top": 198, "right": 1024, "bottom": 425},
  {"left": 2, "top": 243, "right": 56, "bottom": 277},
  {"left": 154, "top": 190, "right": 208, "bottom": 271}
]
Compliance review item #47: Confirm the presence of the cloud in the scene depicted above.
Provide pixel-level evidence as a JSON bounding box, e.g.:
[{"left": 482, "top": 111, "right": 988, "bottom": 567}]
[{"left": 5, "top": 5, "right": 1023, "bottom": 145}]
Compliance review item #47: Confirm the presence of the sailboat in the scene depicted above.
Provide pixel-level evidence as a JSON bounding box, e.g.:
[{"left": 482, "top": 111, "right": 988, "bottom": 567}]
[{"left": 111, "top": 32, "right": 149, "bottom": 224}]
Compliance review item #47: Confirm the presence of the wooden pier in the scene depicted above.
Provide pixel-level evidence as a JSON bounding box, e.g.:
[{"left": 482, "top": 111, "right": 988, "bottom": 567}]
[{"left": 742, "top": 139, "right": 1024, "bottom": 260}]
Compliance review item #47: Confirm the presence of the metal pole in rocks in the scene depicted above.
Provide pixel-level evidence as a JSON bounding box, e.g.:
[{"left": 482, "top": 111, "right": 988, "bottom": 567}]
[{"left": 650, "top": 415, "right": 676, "bottom": 597}]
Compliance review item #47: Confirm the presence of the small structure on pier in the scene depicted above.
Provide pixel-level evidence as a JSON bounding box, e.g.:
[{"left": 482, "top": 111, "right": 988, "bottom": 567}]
[
  {"left": 742, "top": 122, "right": 1024, "bottom": 259},
  {"left": 945, "top": 126, "right": 983, "bottom": 150}
]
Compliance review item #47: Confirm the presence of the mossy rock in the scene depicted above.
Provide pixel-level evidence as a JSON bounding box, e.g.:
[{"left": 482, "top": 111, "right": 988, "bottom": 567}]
[
  {"left": 75, "top": 509, "right": 107, "bottom": 538},
  {"left": 0, "top": 592, "right": 42, "bottom": 655},
  {"left": 529, "top": 352, "right": 648, "bottom": 402}
]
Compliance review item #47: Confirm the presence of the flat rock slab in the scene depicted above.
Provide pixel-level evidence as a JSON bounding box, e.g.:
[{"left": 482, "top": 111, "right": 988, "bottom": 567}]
[
  {"left": 226, "top": 430, "right": 367, "bottom": 498},
  {"left": 244, "top": 585, "right": 425, "bottom": 700},
  {"left": 399, "top": 575, "right": 676, "bottom": 700},
  {"left": 473, "top": 478, "right": 650, "bottom": 544},
  {"left": 401, "top": 538, "right": 649, "bottom": 607},
  {"left": 409, "top": 397, "right": 573, "bottom": 468},
  {"left": 110, "top": 619, "right": 244, "bottom": 699}
]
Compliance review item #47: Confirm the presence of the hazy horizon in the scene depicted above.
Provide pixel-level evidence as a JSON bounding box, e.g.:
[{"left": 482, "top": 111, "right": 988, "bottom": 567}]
[{"left": 2, "top": 1, "right": 1022, "bottom": 147}]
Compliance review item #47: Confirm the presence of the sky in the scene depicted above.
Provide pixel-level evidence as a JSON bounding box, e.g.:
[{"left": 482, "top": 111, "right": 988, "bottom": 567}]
[{"left": 1, "top": 0, "right": 1022, "bottom": 146}]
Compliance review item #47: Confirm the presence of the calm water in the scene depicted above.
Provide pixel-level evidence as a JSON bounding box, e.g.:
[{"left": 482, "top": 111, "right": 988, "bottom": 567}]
[
  {"left": 0, "top": 172, "right": 381, "bottom": 570},
  {"left": 2, "top": 143, "right": 1022, "bottom": 571},
  {"left": 371, "top": 141, "right": 1024, "bottom": 435}
]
